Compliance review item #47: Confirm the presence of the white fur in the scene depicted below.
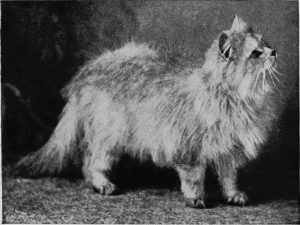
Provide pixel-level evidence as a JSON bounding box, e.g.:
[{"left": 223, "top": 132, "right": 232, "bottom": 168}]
[{"left": 17, "top": 16, "right": 281, "bottom": 206}]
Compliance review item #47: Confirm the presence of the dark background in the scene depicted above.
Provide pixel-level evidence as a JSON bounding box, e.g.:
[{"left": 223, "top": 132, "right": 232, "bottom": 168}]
[{"left": 2, "top": 0, "right": 298, "bottom": 214}]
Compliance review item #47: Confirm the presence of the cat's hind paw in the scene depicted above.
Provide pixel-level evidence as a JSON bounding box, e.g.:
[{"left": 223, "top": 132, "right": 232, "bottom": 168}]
[
  {"left": 185, "top": 197, "right": 206, "bottom": 208},
  {"left": 93, "top": 181, "right": 119, "bottom": 195}
]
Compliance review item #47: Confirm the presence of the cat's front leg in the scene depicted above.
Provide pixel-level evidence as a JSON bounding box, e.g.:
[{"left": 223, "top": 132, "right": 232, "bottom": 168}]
[
  {"left": 176, "top": 162, "right": 206, "bottom": 208},
  {"left": 213, "top": 157, "right": 248, "bottom": 206}
]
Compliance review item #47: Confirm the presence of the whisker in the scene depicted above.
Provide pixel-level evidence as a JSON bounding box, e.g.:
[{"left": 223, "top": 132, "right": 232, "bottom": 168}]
[
  {"left": 262, "top": 70, "right": 267, "bottom": 91},
  {"left": 253, "top": 69, "right": 262, "bottom": 91},
  {"left": 267, "top": 68, "right": 279, "bottom": 90},
  {"left": 270, "top": 68, "right": 282, "bottom": 84},
  {"left": 273, "top": 67, "right": 284, "bottom": 76}
]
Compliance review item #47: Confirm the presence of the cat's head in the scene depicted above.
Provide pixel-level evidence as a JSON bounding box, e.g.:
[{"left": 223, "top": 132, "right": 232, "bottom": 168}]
[{"left": 203, "top": 15, "right": 279, "bottom": 97}]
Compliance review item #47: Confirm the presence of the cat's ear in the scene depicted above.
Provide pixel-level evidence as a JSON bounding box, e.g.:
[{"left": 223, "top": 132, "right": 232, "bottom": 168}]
[
  {"left": 219, "top": 33, "right": 231, "bottom": 60},
  {"left": 231, "top": 14, "right": 249, "bottom": 33}
]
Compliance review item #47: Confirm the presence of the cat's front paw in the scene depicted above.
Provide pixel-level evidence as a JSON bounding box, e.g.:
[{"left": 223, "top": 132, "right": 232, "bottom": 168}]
[
  {"left": 185, "top": 197, "right": 206, "bottom": 208},
  {"left": 93, "top": 181, "right": 119, "bottom": 195},
  {"left": 226, "top": 191, "right": 248, "bottom": 206}
]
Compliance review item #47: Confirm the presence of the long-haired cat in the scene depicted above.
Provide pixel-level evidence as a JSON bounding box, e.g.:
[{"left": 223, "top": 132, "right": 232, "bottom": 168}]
[{"left": 16, "top": 15, "right": 281, "bottom": 208}]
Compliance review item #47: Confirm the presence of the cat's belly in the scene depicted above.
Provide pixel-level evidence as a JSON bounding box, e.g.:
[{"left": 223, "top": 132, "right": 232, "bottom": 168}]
[{"left": 125, "top": 117, "right": 181, "bottom": 167}]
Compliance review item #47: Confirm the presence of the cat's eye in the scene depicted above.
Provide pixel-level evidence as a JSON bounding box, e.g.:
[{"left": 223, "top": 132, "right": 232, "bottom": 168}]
[{"left": 249, "top": 50, "right": 263, "bottom": 59}]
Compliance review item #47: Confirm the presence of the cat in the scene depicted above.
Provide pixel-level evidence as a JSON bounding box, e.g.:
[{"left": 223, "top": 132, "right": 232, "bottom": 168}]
[{"left": 16, "top": 15, "right": 281, "bottom": 208}]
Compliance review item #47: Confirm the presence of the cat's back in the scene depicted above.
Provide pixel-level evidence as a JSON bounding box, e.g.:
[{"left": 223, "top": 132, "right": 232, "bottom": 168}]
[
  {"left": 63, "top": 42, "right": 170, "bottom": 98},
  {"left": 93, "top": 41, "right": 159, "bottom": 71}
]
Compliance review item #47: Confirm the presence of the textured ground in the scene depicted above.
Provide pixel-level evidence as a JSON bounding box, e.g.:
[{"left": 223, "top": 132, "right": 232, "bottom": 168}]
[{"left": 2, "top": 163, "right": 299, "bottom": 224}]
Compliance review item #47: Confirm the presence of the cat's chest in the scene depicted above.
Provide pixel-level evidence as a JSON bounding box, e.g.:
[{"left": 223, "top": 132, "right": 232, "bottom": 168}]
[{"left": 195, "top": 86, "right": 258, "bottom": 129}]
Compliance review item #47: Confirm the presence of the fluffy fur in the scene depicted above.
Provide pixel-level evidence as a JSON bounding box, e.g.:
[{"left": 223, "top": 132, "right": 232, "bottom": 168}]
[{"left": 16, "top": 15, "right": 281, "bottom": 208}]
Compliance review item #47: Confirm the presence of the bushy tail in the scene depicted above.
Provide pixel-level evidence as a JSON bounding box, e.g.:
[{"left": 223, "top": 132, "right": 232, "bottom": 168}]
[{"left": 15, "top": 100, "right": 79, "bottom": 176}]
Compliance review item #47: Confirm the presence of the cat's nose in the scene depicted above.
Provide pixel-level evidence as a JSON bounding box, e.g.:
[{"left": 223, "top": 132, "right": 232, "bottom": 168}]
[{"left": 271, "top": 50, "right": 276, "bottom": 57}]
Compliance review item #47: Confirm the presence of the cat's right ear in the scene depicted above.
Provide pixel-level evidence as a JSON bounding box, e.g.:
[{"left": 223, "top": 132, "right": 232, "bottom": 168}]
[{"left": 219, "top": 33, "right": 231, "bottom": 60}]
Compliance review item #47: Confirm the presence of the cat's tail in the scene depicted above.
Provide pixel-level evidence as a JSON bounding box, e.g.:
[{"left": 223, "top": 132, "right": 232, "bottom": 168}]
[{"left": 15, "top": 98, "right": 79, "bottom": 176}]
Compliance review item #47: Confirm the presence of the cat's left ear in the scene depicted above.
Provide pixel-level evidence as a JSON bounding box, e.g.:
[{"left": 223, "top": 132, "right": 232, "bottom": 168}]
[
  {"left": 219, "top": 32, "right": 232, "bottom": 60},
  {"left": 231, "top": 14, "right": 249, "bottom": 33}
]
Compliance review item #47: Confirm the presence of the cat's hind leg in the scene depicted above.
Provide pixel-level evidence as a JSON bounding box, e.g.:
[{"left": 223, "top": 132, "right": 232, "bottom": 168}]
[
  {"left": 81, "top": 108, "right": 127, "bottom": 195},
  {"left": 82, "top": 148, "right": 120, "bottom": 195},
  {"left": 176, "top": 161, "right": 206, "bottom": 208},
  {"left": 213, "top": 156, "right": 248, "bottom": 206}
]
